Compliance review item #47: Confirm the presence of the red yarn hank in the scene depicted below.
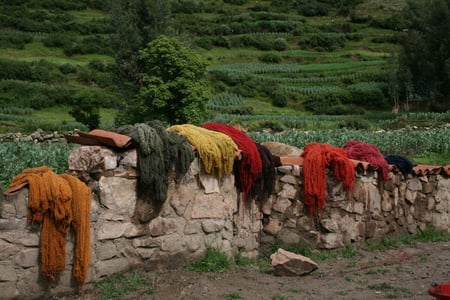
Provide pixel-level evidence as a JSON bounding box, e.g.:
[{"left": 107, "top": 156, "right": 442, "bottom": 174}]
[
  {"left": 343, "top": 140, "right": 390, "bottom": 181},
  {"left": 301, "top": 143, "right": 355, "bottom": 216},
  {"left": 202, "top": 122, "right": 262, "bottom": 200}
]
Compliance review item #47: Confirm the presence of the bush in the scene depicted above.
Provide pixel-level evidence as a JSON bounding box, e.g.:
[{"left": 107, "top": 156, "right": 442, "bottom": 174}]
[
  {"left": 271, "top": 90, "right": 289, "bottom": 107},
  {"left": 59, "top": 63, "right": 77, "bottom": 75},
  {"left": 273, "top": 37, "right": 288, "bottom": 51},
  {"left": 69, "top": 89, "right": 101, "bottom": 130},
  {"left": 338, "top": 117, "right": 370, "bottom": 130},
  {"left": 259, "top": 52, "right": 281, "bottom": 63},
  {"left": 0, "top": 31, "right": 33, "bottom": 49},
  {"left": 194, "top": 37, "right": 213, "bottom": 50}
]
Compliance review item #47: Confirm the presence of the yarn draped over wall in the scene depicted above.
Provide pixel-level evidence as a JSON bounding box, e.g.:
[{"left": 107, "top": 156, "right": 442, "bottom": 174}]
[
  {"left": 301, "top": 143, "right": 355, "bottom": 216},
  {"left": 385, "top": 155, "right": 414, "bottom": 178},
  {"left": 250, "top": 143, "right": 276, "bottom": 203},
  {"left": 116, "top": 121, "right": 194, "bottom": 204},
  {"left": 201, "top": 122, "right": 262, "bottom": 201},
  {"left": 167, "top": 124, "right": 238, "bottom": 177},
  {"left": 344, "top": 140, "right": 390, "bottom": 181},
  {"left": 8, "top": 166, "right": 91, "bottom": 288}
]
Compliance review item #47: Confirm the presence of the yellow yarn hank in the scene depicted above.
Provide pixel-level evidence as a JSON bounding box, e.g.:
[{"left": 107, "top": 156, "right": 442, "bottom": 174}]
[{"left": 167, "top": 124, "right": 238, "bottom": 177}]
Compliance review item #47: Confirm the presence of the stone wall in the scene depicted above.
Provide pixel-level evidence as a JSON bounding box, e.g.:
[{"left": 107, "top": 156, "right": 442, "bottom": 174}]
[
  {"left": 261, "top": 164, "right": 449, "bottom": 250},
  {"left": 0, "top": 146, "right": 260, "bottom": 299},
  {"left": 0, "top": 145, "right": 449, "bottom": 299}
]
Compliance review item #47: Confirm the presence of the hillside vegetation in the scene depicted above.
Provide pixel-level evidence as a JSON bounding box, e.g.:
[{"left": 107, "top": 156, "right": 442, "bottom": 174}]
[
  {"left": 0, "top": 0, "right": 449, "bottom": 189},
  {"left": 0, "top": 0, "right": 418, "bottom": 132}
]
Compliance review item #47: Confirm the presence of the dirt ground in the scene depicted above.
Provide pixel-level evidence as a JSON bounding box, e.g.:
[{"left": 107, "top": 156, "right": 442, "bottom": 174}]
[{"left": 72, "top": 241, "right": 450, "bottom": 300}]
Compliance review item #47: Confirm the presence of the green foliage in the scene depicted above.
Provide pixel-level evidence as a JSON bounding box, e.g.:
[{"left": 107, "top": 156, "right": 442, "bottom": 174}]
[
  {"left": 0, "top": 30, "right": 33, "bottom": 49},
  {"left": 248, "top": 125, "right": 450, "bottom": 159},
  {"left": 337, "top": 117, "right": 370, "bottom": 129},
  {"left": 0, "top": 59, "right": 65, "bottom": 83},
  {"left": 95, "top": 271, "right": 154, "bottom": 300},
  {"left": 110, "top": 0, "right": 171, "bottom": 95},
  {"left": 259, "top": 52, "right": 282, "bottom": 63},
  {"left": 69, "top": 90, "right": 101, "bottom": 130},
  {"left": 0, "top": 141, "right": 72, "bottom": 189},
  {"left": 224, "top": 292, "right": 244, "bottom": 299},
  {"left": 120, "top": 35, "right": 211, "bottom": 125},
  {"left": 247, "top": 119, "right": 285, "bottom": 132},
  {"left": 395, "top": 0, "right": 450, "bottom": 112},
  {"left": 188, "top": 247, "right": 231, "bottom": 273},
  {"left": 368, "top": 226, "right": 450, "bottom": 251}
]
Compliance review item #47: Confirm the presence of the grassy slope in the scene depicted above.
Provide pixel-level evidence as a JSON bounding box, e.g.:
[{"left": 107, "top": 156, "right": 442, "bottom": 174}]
[{"left": 0, "top": 0, "right": 406, "bottom": 125}]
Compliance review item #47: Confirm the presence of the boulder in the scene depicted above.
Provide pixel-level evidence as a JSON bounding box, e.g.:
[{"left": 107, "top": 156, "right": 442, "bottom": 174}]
[{"left": 270, "top": 248, "right": 318, "bottom": 276}]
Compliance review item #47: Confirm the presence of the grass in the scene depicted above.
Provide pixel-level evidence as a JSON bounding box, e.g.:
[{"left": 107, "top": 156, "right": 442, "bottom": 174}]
[
  {"left": 368, "top": 226, "right": 450, "bottom": 251},
  {"left": 30, "top": 105, "right": 117, "bottom": 124},
  {"left": 413, "top": 151, "right": 450, "bottom": 166},
  {"left": 367, "top": 282, "right": 412, "bottom": 296},
  {"left": 94, "top": 271, "right": 155, "bottom": 300},
  {"left": 223, "top": 292, "right": 244, "bottom": 299},
  {"left": 188, "top": 247, "right": 232, "bottom": 273}
]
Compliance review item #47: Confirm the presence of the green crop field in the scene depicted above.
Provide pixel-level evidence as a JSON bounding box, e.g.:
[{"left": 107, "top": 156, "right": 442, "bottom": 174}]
[{"left": 0, "top": 0, "right": 448, "bottom": 173}]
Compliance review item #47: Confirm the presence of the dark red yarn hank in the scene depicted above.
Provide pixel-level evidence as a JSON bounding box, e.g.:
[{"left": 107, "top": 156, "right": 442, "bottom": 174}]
[
  {"left": 201, "top": 122, "right": 262, "bottom": 200},
  {"left": 343, "top": 140, "right": 390, "bottom": 181},
  {"left": 301, "top": 143, "right": 355, "bottom": 216},
  {"left": 249, "top": 143, "right": 276, "bottom": 203}
]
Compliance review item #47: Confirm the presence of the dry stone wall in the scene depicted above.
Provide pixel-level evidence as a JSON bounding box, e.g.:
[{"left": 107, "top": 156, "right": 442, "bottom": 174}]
[
  {"left": 0, "top": 145, "right": 449, "bottom": 299},
  {"left": 261, "top": 165, "right": 449, "bottom": 251}
]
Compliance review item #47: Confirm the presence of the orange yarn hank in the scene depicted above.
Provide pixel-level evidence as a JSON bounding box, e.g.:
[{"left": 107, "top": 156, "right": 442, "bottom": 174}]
[
  {"left": 8, "top": 166, "right": 91, "bottom": 288},
  {"left": 301, "top": 143, "right": 355, "bottom": 216}
]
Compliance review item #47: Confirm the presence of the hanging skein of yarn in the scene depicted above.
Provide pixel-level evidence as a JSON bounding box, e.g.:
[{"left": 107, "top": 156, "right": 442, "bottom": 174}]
[
  {"left": 8, "top": 166, "right": 91, "bottom": 289},
  {"left": 201, "top": 122, "right": 262, "bottom": 201},
  {"left": 167, "top": 124, "right": 238, "bottom": 177},
  {"left": 147, "top": 120, "right": 194, "bottom": 181},
  {"left": 343, "top": 140, "right": 390, "bottom": 181},
  {"left": 301, "top": 143, "right": 355, "bottom": 216},
  {"left": 384, "top": 155, "right": 414, "bottom": 178},
  {"left": 249, "top": 143, "right": 276, "bottom": 203},
  {"left": 116, "top": 122, "right": 194, "bottom": 204}
]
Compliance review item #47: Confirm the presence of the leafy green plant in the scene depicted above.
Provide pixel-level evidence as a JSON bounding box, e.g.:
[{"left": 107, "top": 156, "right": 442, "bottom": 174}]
[
  {"left": 272, "top": 294, "right": 290, "bottom": 300},
  {"left": 95, "top": 271, "right": 154, "bottom": 300},
  {"left": 0, "top": 141, "right": 72, "bottom": 189},
  {"left": 188, "top": 247, "right": 231, "bottom": 273}
]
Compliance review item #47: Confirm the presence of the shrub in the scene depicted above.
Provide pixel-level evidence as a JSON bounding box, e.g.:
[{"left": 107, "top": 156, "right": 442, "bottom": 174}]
[
  {"left": 273, "top": 37, "right": 288, "bottom": 51},
  {"left": 337, "top": 117, "right": 370, "bottom": 130},
  {"left": 271, "top": 91, "right": 289, "bottom": 108},
  {"left": 59, "top": 63, "right": 77, "bottom": 75},
  {"left": 259, "top": 52, "right": 281, "bottom": 63},
  {"left": 194, "top": 37, "right": 213, "bottom": 50},
  {"left": 0, "top": 31, "right": 33, "bottom": 49}
]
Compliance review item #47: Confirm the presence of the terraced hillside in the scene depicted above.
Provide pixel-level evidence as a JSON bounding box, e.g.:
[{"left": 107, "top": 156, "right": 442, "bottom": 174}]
[{"left": 0, "top": 0, "right": 407, "bottom": 132}]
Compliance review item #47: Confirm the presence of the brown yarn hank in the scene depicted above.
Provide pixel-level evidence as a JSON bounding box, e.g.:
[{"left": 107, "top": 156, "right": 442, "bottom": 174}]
[
  {"left": 8, "top": 167, "right": 91, "bottom": 288},
  {"left": 60, "top": 173, "right": 91, "bottom": 288}
]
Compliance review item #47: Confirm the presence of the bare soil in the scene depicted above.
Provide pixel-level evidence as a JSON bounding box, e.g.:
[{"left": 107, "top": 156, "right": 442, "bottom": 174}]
[{"left": 71, "top": 241, "right": 450, "bottom": 300}]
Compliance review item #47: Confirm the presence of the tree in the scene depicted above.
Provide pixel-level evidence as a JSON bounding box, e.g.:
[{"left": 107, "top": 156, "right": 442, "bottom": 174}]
[
  {"left": 118, "top": 35, "right": 212, "bottom": 125},
  {"left": 110, "top": 0, "right": 171, "bottom": 96},
  {"left": 395, "top": 0, "right": 450, "bottom": 111},
  {"left": 69, "top": 90, "right": 101, "bottom": 130}
]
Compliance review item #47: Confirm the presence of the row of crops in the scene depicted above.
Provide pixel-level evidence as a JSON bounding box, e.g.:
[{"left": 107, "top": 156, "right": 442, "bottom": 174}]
[
  {"left": 1, "top": 123, "right": 448, "bottom": 189},
  {"left": 249, "top": 128, "right": 450, "bottom": 157}
]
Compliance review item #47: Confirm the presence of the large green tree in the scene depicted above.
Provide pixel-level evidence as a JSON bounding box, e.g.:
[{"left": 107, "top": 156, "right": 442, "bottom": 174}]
[
  {"left": 395, "top": 0, "right": 450, "bottom": 111},
  {"left": 118, "top": 35, "right": 211, "bottom": 125},
  {"left": 110, "top": 0, "right": 171, "bottom": 95}
]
